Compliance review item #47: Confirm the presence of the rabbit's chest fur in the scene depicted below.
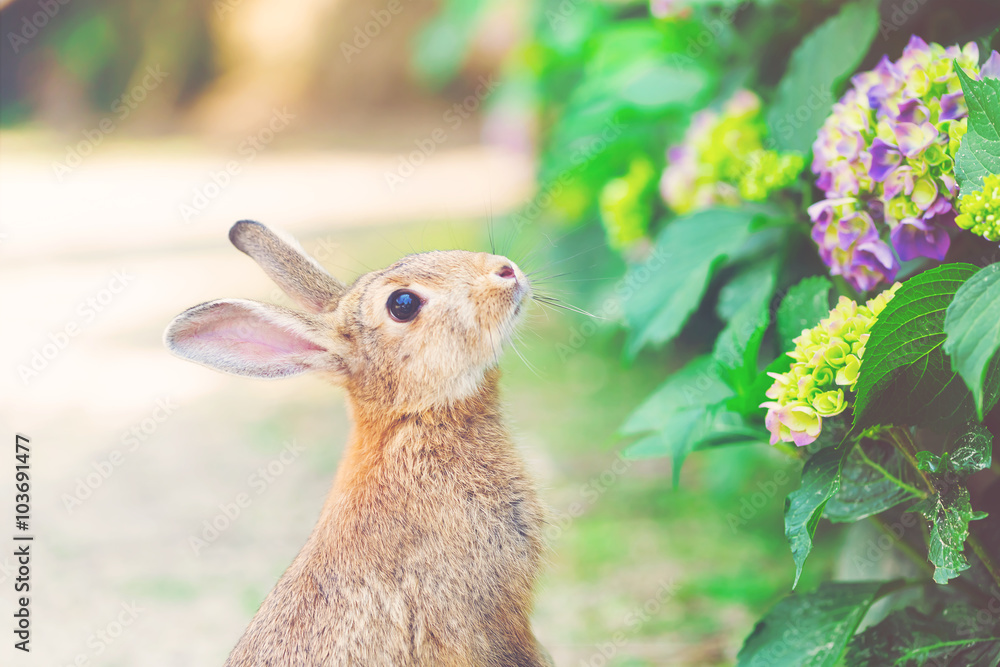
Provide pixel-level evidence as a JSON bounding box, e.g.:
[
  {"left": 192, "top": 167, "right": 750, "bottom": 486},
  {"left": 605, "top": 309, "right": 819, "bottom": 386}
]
[{"left": 225, "top": 407, "right": 548, "bottom": 666}]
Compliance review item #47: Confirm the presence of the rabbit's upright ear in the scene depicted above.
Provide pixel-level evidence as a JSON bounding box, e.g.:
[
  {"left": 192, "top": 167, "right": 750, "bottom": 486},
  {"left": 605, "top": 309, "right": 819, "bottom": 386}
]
[
  {"left": 164, "top": 299, "right": 345, "bottom": 379},
  {"left": 229, "top": 220, "right": 345, "bottom": 313}
]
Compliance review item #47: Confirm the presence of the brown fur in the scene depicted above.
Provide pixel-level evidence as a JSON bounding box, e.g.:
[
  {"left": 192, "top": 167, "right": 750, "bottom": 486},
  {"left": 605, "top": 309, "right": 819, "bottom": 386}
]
[{"left": 165, "top": 221, "right": 550, "bottom": 666}]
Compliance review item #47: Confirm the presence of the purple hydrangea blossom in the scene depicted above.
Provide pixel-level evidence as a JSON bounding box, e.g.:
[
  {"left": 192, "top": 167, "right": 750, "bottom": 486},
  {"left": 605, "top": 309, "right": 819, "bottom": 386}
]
[{"left": 810, "top": 37, "right": 999, "bottom": 291}]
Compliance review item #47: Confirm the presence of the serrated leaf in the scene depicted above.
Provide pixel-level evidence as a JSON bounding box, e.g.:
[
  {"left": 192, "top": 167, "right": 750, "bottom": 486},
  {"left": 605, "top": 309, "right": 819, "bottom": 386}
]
[
  {"left": 785, "top": 442, "right": 851, "bottom": 587},
  {"left": 944, "top": 262, "right": 1000, "bottom": 419},
  {"left": 766, "top": 0, "right": 880, "bottom": 153},
  {"left": 853, "top": 264, "right": 1000, "bottom": 431},
  {"left": 623, "top": 208, "right": 758, "bottom": 358},
  {"left": 777, "top": 276, "right": 833, "bottom": 353},
  {"left": 909, "top": 484, "right": 985, "bottom": 584},
  {"left": 848, "top": 606, "right": 1000, "bottom": 667},
  {"left": 824, "top": 440, "right": 919, "bottom": 523},
  {"left": 737, "top": 581, "right": 885, "bottom": 667},
  {"left": 954, "top": 68, "right": 1000, "bottom": 195}
]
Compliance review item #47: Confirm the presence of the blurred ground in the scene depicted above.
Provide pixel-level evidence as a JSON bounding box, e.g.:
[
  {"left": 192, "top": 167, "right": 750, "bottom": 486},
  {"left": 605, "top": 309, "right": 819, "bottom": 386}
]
[{"left": 0, "top": 133, "right": 835, "bottom": 666}]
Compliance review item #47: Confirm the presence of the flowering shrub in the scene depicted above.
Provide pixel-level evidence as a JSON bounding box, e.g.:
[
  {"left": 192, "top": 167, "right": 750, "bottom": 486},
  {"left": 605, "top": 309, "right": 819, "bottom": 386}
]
[
  {"left": 810, "top": 36, "right": 1000, "bottom": 292},
  {"left": 761, "top": 284, "right": 900, "bottom": 446},
  {"left": 661, "top": 90, "right": 804, "bottom": 215},
  {"left": 521, "top": 0, "right": 1000, "bottom": 661}
]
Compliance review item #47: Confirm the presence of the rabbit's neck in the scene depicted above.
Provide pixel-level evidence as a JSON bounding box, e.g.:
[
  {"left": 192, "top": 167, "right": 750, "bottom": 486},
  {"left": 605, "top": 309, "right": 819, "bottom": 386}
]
[{"left": 333, "top": 369, "right": 511, "bottom": 494}]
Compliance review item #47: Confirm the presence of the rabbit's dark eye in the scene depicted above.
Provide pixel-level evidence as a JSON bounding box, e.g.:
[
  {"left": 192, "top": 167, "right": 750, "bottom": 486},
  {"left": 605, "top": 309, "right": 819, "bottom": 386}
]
[{"left": 387, "top": 290, "right": 422, "bottom": 322}]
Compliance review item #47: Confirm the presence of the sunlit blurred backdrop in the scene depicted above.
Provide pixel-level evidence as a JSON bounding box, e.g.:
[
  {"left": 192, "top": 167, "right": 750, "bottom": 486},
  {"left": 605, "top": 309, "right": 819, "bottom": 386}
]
[{"left": 0, "top": 1, "right": 862, "bottom": 665}]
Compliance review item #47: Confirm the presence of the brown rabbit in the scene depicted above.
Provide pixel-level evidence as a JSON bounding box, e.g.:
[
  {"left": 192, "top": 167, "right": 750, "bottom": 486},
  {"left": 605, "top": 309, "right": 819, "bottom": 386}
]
[{"left": 165, "top": 221, "right": 550, "bottom": 666}]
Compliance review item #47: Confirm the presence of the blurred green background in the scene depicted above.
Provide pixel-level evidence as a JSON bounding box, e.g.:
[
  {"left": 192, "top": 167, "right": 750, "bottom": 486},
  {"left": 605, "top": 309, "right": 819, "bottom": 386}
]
[{"left": 0, "top": 0, "right": 884, "bottom": 664}]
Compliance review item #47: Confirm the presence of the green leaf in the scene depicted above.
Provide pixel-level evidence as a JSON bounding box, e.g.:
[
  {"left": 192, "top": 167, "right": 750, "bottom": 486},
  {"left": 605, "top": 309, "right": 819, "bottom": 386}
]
[
  {"left": 622, "top": 355, "right": 764, "bottom": 483},
  {"left": 848, "top": 606, "right": 1000, "bottom": 667},
  {"left": 714, "top": 257, "right": 779, "bottom": 407},
  {"left": 909, "top": 483, "right": 985, "bottom": 584},
  {"left": 619, "top": 63, "right": 710, "bottom": 110},
  {"left": 954, "top": 68, "right": 1000, "bottom": 195},
  {"left": 824, "top": 440, "right": 920, "bottom": 523},
  {"left": 621, "top": 356, "right": 732, "bottom": 435},
  {"left": 623, "top": 208, "right": 758, "bottom": 358},
  {"left": 766, "top": 0, "right": 879, "bottom": 153},
  {"left": 784, "top": 442, "right": 851, "bottom": 588},
  {"left": 917, "top": 422, "right": 993, "bottom": 475},
  {"left": 944, "top": 262, "right": 1000, "bottom": 419},
  {"left": 716, "top": 259, "right": 777, "bottom": 321},
  {"left": 853, "top": 264, "right": 1000, "bottom": 431},
  {"left": 776, "top": 276, "right": 832, "bottom": 353},
  {"left": 737, "top": 581, "right": 885, "bottom": 667}
]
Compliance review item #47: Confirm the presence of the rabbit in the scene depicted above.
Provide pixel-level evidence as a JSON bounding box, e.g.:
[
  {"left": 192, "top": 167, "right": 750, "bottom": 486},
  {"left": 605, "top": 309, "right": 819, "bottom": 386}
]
[{"left": 164, "top": 220, "right": 551, "bottom": 666}]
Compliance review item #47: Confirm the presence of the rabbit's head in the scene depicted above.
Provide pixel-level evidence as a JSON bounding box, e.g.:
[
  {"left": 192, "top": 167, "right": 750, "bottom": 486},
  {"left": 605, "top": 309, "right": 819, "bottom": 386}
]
[{"left": 165, "top": 221, "right": 529, "bottom": 412}]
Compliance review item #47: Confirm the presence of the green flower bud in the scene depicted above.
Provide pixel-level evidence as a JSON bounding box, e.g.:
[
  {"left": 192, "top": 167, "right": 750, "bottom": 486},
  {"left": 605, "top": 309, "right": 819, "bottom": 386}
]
[
  {"left": 812, "top": 389, "right": 847, "bottom": 417},
  {"left": 955, "top": 173, "right": 1000, "bottom": 242}
]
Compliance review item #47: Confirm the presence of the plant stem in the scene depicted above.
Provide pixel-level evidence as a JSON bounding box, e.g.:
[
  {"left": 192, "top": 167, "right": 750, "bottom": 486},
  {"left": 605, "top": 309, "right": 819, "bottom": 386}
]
[
  {"left": 855, "top": 444, "right": 927, "bottom": 499},
  {"left": 968, "top": 532, "right": 1000, "bottom": 592},
  {"left": 830, "top": 274, "right": 859, "bottom": 301},
  {"left": 885, "top": 426, "right": 936, "bottom": 495}
]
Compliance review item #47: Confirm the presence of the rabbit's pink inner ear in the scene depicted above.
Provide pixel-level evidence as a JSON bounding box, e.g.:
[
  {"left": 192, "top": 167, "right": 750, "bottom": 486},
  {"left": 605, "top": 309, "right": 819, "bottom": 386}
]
[
  {"left": 194, "top": 313, "right": 326, "bottom": 362},
  {"left": 166, "top": 300, "right": 330, "bottom": 378}
]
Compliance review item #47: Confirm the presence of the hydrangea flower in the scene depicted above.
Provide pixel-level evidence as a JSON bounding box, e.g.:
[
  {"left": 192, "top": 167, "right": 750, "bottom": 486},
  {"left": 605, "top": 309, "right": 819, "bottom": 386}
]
[
  {"left": 661, "top": 90, "right": 804, "bottom": 215},
  {"left": 810, "top": 36, "right": 1000, "bottom": 291},
  {"left": 599, "top": 158, "right": 656, "bottom": 250},
  {"left": 955, "top": 173, "right": 1000, "bottom": 242},
  {"left": 760, "top": 283, "right": 901, "bottom": 447}
]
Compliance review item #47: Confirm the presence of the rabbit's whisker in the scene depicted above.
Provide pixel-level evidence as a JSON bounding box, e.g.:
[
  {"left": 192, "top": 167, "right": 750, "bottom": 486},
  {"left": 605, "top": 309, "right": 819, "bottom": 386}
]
[{"left": 532, "top": 295, "right": 603, "bottom": 320}]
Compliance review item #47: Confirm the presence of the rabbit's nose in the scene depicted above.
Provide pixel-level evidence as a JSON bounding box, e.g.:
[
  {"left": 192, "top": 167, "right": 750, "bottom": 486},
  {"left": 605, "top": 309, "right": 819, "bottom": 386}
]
[{"left": 497, "top": 265, "right": 516, "bottom": 279}]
